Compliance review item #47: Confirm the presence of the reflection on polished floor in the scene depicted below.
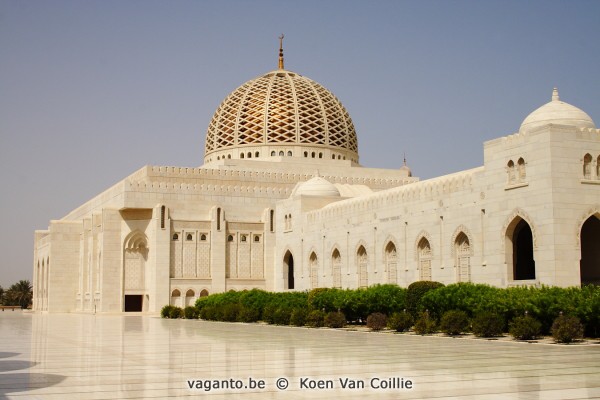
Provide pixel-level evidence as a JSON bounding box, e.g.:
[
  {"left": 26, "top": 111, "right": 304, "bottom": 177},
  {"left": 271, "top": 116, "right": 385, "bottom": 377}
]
[{"left": 1, "top": 312, "right": 600, "bottom": 399}]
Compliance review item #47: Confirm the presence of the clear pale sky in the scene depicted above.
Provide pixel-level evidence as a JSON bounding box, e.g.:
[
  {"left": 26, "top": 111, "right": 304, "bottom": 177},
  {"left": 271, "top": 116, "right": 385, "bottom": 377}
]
[{"left": 1, "top": 0, "right": 599, "bottom": 286}]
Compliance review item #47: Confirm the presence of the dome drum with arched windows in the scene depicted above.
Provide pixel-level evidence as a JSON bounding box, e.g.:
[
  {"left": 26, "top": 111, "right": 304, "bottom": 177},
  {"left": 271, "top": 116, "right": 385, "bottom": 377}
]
[{"left": 204, "top": 42, "right": 359, "bottom": 164}]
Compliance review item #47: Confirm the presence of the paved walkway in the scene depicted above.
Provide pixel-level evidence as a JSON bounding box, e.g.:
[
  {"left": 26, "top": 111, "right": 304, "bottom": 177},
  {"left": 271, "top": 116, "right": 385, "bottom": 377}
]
[{"left": 1, "top": 312, "right": 599, "bottom": 399}]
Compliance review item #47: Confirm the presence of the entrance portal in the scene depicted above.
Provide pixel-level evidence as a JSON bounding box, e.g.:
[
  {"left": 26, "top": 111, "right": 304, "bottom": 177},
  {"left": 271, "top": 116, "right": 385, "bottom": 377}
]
[
  {"left": 513, "top": 219, "right": 535, "bottom": 280},
  {"left": 283, "top": 251, "right": 294, "bottom": 289},
  {"left": 581, "top": 216, "right": 600, "bottom": 285},
  {"left": 124, "top": 295, "right": 143, "bottom": 312}
]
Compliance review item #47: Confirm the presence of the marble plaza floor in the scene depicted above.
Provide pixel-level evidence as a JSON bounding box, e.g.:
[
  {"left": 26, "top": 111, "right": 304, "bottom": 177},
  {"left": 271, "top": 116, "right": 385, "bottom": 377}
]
[{"left": 1, "top": 312, "right": 600, "bottom": 399}]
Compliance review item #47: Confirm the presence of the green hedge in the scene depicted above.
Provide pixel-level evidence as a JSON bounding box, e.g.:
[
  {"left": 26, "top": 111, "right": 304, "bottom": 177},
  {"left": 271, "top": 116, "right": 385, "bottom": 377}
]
[{"left": 172, "top": 283, "right": 600, "bottom": 337}]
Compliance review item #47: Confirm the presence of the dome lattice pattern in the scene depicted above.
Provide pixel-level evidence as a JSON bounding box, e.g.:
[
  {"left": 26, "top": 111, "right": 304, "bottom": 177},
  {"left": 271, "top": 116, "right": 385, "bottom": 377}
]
[{"left": 205, "top": 70, "right": 358, "bottom": 160}]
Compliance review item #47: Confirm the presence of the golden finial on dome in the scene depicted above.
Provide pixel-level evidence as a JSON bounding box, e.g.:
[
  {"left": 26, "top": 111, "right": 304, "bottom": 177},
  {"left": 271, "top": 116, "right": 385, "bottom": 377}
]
[{"left": 278, "top": 34, "right": 285, "bottom": 69}]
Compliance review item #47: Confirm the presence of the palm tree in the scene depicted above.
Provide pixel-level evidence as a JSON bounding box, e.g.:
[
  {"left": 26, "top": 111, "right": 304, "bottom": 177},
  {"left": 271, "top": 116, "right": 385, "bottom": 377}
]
[{"left": 7, "top": 280, "right": 33, "bottom": 309}]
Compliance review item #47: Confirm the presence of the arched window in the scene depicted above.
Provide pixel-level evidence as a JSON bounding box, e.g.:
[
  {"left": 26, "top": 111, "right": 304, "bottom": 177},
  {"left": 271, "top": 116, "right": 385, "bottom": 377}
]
[
  {"left": 255, "top": 151, "right": 259, "bottom": 158},
  {"left": 247, "top": 152, "right": 252, "bottom": 158},
  {"left": 241, "top": 235, "right": 247, "bottom": 242},
  {"left": 357, "top": 246, "right": 368, "bottom": 288},
  {"left": 200, "top": 289, "right": 209, "bottom": 297},
  {"left": 185, "top": 289, "right": 195, "bottom": 306},
  {"left": 583, "top": 154, "right": 592, "bottom": 179},
  {"left": 338, "top": 155, "right": 341, "bottom": 160},
  {"left": 507, "top": 160, "right": 515, "bottom": 183},
  {"left": 172, "top": 233, "right": 179, "bottom": 241},
  {"left": 417, "top": 237, "right": 432, "bottom": 281},
  {"left": 240, "top": 153, "right": 244, "bottom": 159},
  {"left": 332, "top": 154, "right": 336, "bottom": 159},
  {"left": 309, "top": 252, "right": 318, "bottom": 288},
  {"left": 304, "top": 151, "right": 308, "bottom": 157},
  {"left": 200, "top": 234, "right": 207, "bottom": 241},
  {"left": 279, "top": 151, "right": 284, "bottom": 156},
  {"left": 284, "top": 251, "right": 294, "bottom": 290},
  {"left": 217, "top": 208, "right": 221, "bottom": 231},
  {"left": 217, "top": 156, "right": 220, "bottom": 160},
  {"left": 311, "top": 152, "right": 316, "bottom": 158},
  {"left": 227, "top": 235, "right": 234, "bottom": 242},
  {"left": 517, "top": 158, "right": 526, "bottom": 181},
  {"left": 287, "top": 151, "right": 292, "bottom": 156},
  {"left": 332, "top": 249, "right": 342, "bottom": 288},
  {"left": 318, "top": 152, "right": 323, "bottom": 159},
  {"left": 160, "top": 205, "right": 165, "bottom": 229},
  {"left": 170, "top": 289, "right": 181, "bottom": 306},
  {"left": 385, "top": 242, "right": 397, "bottom": 284},
  {"left": 284, "top": 215, "right": 288, "bottom": 230},
  {"left": 186, "top": 233, "right": 193, "bottom": 241},
  {"left": 254, "top": 235, "right": 260, "bottom": 242},
  {"left": 227, "top": 154, "right": 231, "bottom": 159},
  {"left": 271, "top": 151, "right": 276, "bottom": 156},
  {"left": 270, "top": 210, "right": 274, "bottom": 232},
  {"left": 454, "top": 233, "right": 471, "bottom": 282}
]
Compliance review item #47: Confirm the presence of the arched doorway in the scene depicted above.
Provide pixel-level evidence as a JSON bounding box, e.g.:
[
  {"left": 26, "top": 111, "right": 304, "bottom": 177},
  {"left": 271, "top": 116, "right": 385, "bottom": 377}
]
[
  {"left": 123, "top": 231, "right": 149, "bottom": 312},
  {"left": 283, "top": 251, "right": 294, "bottom": 289},
  {"left": 385, "top": 242, "right": 397, "bottom": 284},
  {"left": 507, "top": 218, "right": 535, "bottom": 280},
  {"left": 581, "top": 215, "right": 600, "bottom": 285},
  {"left": 309, "top": 252, "right": 318, "bottom": 289},
  {"left": 454, "top": 233, "right": 471, "bottom": 282}
]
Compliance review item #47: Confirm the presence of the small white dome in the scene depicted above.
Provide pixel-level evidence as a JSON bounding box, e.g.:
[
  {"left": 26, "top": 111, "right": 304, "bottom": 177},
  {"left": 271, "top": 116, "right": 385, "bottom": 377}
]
[
  {"left": 293, "top": 176, "right": 340, "bottom": 197},
  {"left": 519, "top": 88, "right": 595, "bottom": 134}
]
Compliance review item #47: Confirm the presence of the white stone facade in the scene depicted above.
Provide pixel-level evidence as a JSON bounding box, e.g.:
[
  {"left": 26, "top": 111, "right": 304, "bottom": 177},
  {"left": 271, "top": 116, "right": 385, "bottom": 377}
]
[{"left": 33, "top": 63, "right": 599, "bottom": 313}]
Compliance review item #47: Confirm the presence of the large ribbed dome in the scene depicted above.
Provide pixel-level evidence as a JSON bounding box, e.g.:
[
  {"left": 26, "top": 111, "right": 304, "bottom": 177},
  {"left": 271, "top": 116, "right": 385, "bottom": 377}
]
[{"left": 204, "top": 69, "right": 359, "bottom": 163}]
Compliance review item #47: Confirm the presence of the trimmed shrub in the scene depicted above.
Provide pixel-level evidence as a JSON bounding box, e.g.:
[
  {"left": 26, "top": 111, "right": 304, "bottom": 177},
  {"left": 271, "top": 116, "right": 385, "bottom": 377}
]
[
  {"left": 509, "top": 314, "right": 542, "bottom": 340},
  {"left": 237, "top": 305, "right": 260, "bottom": 323},
  {"left": 273, "top": 307, "right": 292, "bottom": 325},
  {"left": 471, "top": 313, "right": 504, "bottom": 337},
  {"left": 184, "top": 306, "right": 199, "bottom": 319},
  {"left": 161, "top": 305, "right": 175, "bottom": 318},
  {"left": 551, "top": 314, "right": 584, "bottom": 343},
  {"left": 440, "top": 310, "right": 469, "bottom": 336},
  {"left": 324, "top": 311, "right": 346, "bottom": 328},
  {"left": 169, "top": 306, "right": 183, "bottom": 319},
  {"left": 221, "top": 303, "right": 240, "bottom": 322},
  {"left": 387, "top": 311, "right": 414, "bottom": 332},
  {"left": 406, "top": 281, "right": 444, "bottom": 318},
  {"left": 306, "top": 310, "right": 325, "bottom": 327},
  {"left": 413, "top": 311, "right": 437, "bottom": 335},
  {"left": 290, "top": 308, "right": 308, "bottom": 327},
  {"left": 366, "top": 312, "right": 387, "bottom": 331},
  {"left": 262, "top": 304, "right": 277, "bottom": 324}
]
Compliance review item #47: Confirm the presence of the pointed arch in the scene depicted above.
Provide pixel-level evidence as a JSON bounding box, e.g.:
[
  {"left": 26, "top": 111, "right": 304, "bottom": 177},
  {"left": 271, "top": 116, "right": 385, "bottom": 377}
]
[
  {"left": 309, "top": 251, "right": 319, "bottom": 288},
  {"left": 505, "top": 215, "right": 535, "bottom": 281},
  {"left": 384, "top": 240, "right": 398, "bottom": 284},
  {"left": 185, "top": 289, "right": 196, "bottom": 306},
  {"left": 583, "top": 153, "right": 592, "bottom": 179},
  {"left": 450, "top": 225, "right": 474, "bottom": 257},
  {"left": 454, "top": 232, "right": 471, "bottom": 282},
  {"left": 283, "top": 250, "right": 295, "bottom": 290},
  {"left": 501, "top": 209, "right": 537, "bottom": 248},
  {"left": 579, "top": 211, "right": 600, "bottom": 285},
  {"left": 416, "top": 235, "right": 433, "bottom": 281},
  {"left": 331, "top": 247, "right": 342, "bottom": 288},
  {"left": 414, "top": 230, "right": 433, "bottom": 261},
  {"left": 356, "top": 245, "right": 368, "bottom": 288}
]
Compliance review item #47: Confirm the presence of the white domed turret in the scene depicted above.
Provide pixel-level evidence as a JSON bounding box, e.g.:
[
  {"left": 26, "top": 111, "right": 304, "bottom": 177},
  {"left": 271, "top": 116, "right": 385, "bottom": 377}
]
[
  {"left": 519, "top": 88, "right": 595, "bottom": 134},
  {"left": 293, "top": 176, "right": 340, "bottom": 197}
]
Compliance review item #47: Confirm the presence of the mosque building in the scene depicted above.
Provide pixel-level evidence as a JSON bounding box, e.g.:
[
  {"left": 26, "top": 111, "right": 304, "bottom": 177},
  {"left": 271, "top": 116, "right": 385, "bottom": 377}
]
[{"left": 33, "top": 40, "right": 600, "bottom": 312}]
